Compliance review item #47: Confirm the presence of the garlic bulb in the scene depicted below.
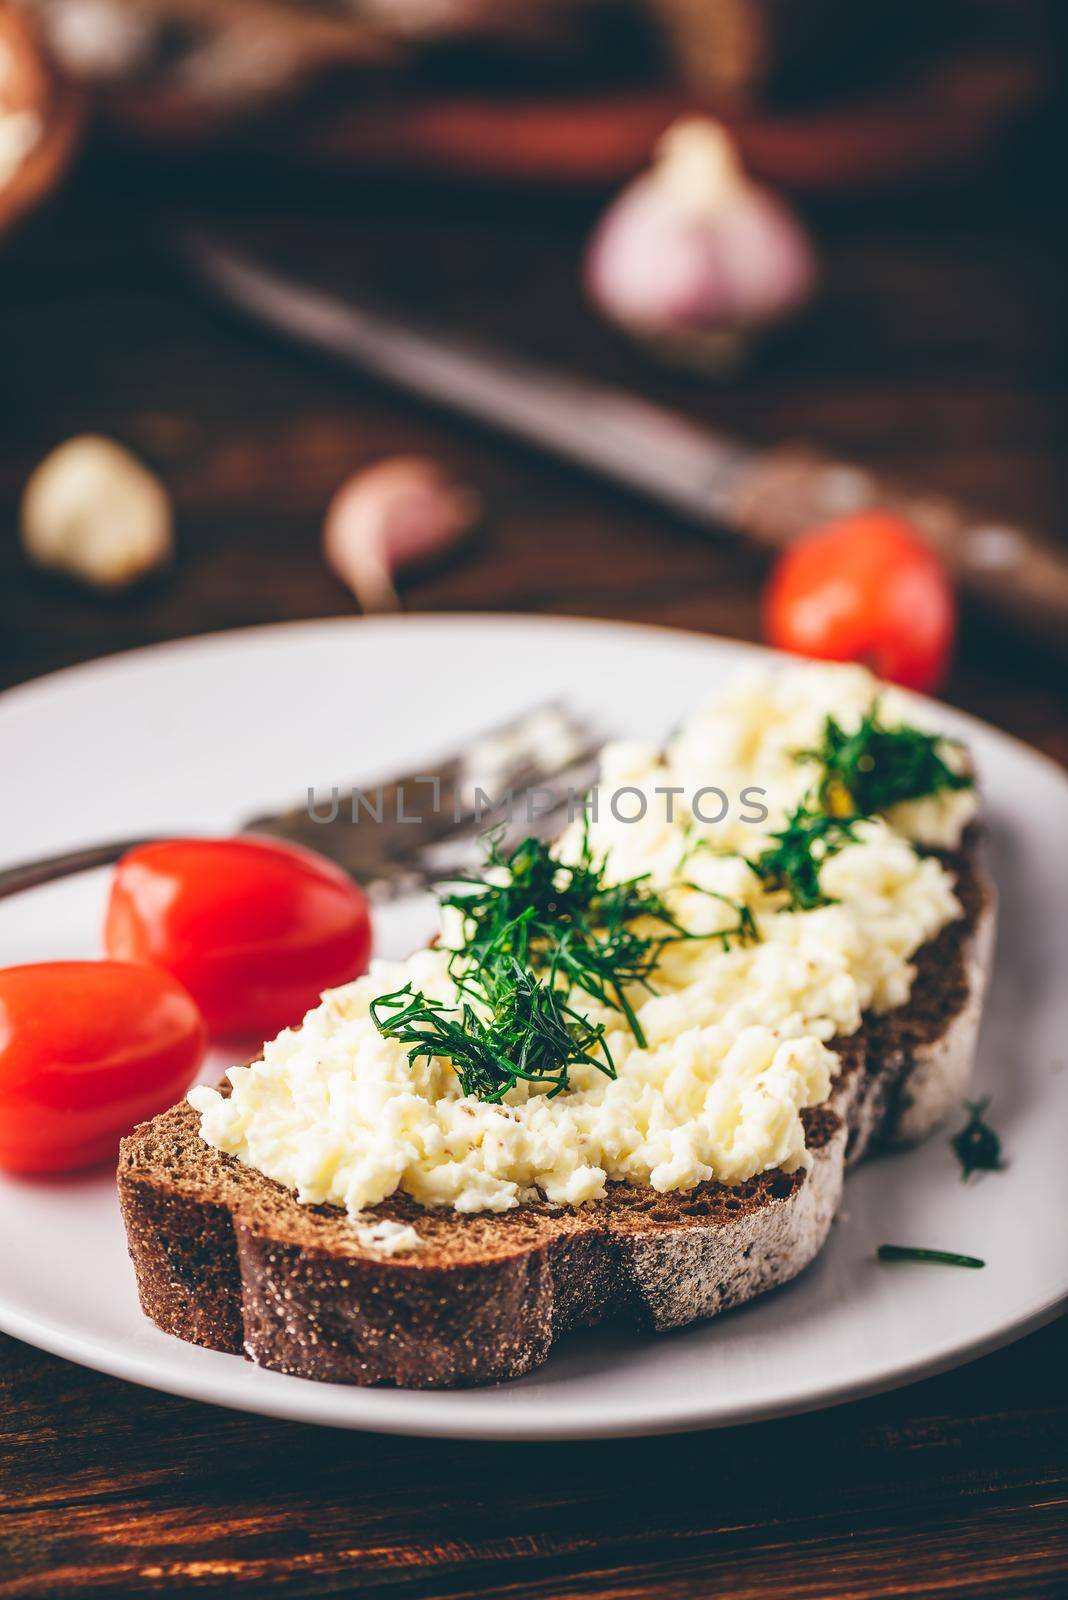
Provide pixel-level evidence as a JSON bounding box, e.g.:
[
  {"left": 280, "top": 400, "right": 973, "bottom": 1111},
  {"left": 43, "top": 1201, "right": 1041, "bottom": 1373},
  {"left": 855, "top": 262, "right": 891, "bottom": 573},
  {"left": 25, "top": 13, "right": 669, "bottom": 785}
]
[
  {"left": 323, "top": 456, "right": 478, "bottom": 613},
  {"left": 40, "top": 0, "right": 159, "bottom": 85},
  {"left": 585, "top": 118, "right": 817, "bottom": 372},
  {"left": 21, "top": 435, "right": 173, "bottom": 590}
]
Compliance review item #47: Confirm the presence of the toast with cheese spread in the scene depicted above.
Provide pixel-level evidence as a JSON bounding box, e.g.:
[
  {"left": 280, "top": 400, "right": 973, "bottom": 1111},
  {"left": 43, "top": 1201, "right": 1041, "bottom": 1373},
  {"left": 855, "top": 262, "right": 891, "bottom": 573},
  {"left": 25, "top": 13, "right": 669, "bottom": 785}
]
[
  {"left": 119, "top": 846, "right": 993, "bottom": 1388},
  {"left": 118, "top": 666, "right": 996, "bottom": 1387}
]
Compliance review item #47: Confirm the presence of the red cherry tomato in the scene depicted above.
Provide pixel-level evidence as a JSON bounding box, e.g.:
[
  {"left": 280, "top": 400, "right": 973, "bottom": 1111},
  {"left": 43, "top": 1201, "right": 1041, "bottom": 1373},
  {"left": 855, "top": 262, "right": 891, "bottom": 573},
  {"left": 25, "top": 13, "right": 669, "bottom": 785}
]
[
  {"left": 763, "top": 511, "right": 956, "bottom": 692},
  {"left": 105, "top": 837, "right": 372, "bottom": 1040},
  {"left": 0, "top": 961, "right": 206, "bottom": 1174}
]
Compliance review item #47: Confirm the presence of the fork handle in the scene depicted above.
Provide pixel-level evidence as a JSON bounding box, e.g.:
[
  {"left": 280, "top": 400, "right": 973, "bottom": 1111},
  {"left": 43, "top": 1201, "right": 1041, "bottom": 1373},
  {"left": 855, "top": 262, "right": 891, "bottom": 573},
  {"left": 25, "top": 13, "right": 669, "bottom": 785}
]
[{"left": 0, "top": 838, "right": 160, "bottom": 901}]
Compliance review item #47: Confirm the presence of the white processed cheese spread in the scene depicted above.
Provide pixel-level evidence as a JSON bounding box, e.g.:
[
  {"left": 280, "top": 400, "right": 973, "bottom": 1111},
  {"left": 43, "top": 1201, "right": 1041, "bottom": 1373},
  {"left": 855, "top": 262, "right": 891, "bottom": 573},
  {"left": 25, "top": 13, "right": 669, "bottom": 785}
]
[{"left": 190, "top": 663, "right": 973, "bottom": 1216}]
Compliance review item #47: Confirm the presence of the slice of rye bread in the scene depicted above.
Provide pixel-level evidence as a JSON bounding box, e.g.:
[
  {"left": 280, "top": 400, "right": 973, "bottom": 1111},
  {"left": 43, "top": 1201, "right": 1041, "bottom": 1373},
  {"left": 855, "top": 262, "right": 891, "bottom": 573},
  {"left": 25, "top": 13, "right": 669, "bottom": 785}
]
[{"left": 118, "top": 839, "right": 995, "bottom": 1390}]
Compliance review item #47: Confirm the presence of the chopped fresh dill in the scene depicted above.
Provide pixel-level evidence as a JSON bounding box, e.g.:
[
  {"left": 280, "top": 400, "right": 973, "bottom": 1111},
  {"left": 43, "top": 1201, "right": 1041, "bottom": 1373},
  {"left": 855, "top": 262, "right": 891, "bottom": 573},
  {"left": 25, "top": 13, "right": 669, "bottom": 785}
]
[
  {"left": 877, "top": 1244, "right": 985, "bottom": 1269},
  {"left": 369, "top": 963, "right": 614, "bottom": 1103},
  {"left": 369, "top": 826, "right": 757, "bottom": 1102},
  {"left": 747, "top": 802, "right": 858, "bottom": 911},
  {"left": 369, "top": 693, "right": 972, "bottom": 1102},
  {"left": 950, "top": 1097, "right": 1002, "bottom": 1181},
  {"left": 798, "top": 703, "right": 973, "bottom": 820},
  {"left": 440, "top": 827, "right": 755, "bottom": 1050}
]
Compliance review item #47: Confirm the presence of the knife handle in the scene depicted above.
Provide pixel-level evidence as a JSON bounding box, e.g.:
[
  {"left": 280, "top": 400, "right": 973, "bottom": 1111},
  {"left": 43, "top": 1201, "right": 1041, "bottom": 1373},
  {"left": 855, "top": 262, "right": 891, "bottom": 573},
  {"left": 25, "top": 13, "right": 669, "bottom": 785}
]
[{"left": 727, "top": 445, "right": 1068, "bottom": 656}]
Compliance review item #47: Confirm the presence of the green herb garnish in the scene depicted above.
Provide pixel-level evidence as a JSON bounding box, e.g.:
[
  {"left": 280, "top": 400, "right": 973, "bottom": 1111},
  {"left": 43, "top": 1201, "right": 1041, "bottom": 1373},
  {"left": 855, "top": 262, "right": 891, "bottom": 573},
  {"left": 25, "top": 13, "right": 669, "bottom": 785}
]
[
  {"left": 950, "top": 1097, "right": 1002, "bottom": 1181},
  {"left": 799, "top": 703, "right": 973, "bottom": 820},
  {"left": 747, "top": 801, "right": 858, "bottom": 912},
  {"left": 369, "top": 961, "right": 615, "bottom": 1104},
  {"left": 877, "top": 1244, "right": 985, "bottom": 1268},
  {"left": 440, "top": 828, "right": 755, "bottom": 1050},
  {"left": 369, "top": 691, "right": 972, "bottom": 1104},
  {"left": 370, "top": 826, "right": 756, "bottom": 1102}
]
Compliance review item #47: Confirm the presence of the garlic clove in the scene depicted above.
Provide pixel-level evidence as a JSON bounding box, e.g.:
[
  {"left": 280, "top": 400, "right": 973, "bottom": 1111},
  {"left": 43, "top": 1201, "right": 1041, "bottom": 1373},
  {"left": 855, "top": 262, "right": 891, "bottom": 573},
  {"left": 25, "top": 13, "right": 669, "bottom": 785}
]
[
  {"left": 323, "top": 456, "right": 478, "bottom": 613},
  {"left": 21, "top": 435, "right": 174, "bottom": 590},
  {"left": 585, "top": 117, "right": 817, "bottom": 372}
]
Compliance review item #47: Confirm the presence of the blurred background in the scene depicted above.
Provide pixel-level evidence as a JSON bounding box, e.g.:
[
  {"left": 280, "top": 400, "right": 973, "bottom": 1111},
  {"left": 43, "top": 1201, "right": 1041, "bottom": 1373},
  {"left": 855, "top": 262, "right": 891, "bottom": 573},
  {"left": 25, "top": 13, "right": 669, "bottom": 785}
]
[{"left": 1, "top": 0, "right": 1065, "bottom": 756}]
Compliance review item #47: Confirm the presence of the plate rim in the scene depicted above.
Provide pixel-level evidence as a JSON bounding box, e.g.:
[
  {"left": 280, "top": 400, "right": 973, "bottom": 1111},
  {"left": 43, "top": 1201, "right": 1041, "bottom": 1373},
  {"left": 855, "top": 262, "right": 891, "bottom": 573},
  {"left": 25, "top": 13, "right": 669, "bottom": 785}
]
[
  {"left": 0, "top": 1268, "right": 1065, "bottom": 1441},
  {"left": 4, "top": 610, "right": 1066, "bottom": 794}
]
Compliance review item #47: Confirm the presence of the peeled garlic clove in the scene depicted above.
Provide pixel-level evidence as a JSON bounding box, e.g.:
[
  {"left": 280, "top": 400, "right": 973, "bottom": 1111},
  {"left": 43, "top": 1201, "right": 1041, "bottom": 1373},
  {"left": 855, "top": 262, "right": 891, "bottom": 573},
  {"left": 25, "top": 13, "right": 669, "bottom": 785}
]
[
  {"left": 323, "top": 456, "right": 478, "bottom": 613},
  {"left": 21, "top": 435, "right": 173, "bottom": 590},
  {"left": 585, "top": 118, "right": 817, "bottom": 372}
]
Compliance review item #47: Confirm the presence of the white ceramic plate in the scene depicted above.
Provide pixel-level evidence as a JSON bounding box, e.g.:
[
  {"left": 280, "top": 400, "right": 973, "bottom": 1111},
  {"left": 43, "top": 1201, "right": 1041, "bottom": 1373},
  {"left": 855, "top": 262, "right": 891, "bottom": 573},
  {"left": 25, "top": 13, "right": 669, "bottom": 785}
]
[{"left": 1, "top": 615, "right": 1065, "bottom": 1440}]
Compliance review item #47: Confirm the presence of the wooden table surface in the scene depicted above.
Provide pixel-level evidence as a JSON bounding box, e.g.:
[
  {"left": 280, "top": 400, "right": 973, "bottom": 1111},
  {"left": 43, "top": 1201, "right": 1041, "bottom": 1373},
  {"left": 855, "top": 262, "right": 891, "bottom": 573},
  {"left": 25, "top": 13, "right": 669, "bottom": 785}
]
[{"left": 1, "top": 120, "right": 1066, "bottom": 1598}]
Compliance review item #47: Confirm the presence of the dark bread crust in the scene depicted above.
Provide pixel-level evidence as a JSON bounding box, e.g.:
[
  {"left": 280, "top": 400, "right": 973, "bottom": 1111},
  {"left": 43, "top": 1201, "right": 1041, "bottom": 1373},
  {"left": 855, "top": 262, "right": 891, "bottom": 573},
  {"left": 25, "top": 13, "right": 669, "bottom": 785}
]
[
  {"left": 120, "top": 1095, "right": 837, "bottom": 1386},
  {"left": 118, "top": 843, "right": 993, "bottom": 1388}
]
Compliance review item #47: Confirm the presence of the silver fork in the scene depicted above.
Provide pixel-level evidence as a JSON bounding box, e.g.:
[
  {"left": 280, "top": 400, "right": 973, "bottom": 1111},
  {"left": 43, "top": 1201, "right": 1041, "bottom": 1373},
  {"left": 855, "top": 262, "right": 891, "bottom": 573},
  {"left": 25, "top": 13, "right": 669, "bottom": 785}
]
[{"left": 0, "top": 702, "right": 605, "bottom": 905}]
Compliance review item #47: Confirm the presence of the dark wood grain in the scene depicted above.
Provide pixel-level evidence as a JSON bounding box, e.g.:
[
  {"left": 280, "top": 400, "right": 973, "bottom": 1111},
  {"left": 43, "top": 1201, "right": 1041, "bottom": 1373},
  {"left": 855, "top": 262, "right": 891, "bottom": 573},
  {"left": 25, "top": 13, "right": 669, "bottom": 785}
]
[
  {"left": 2, "top": 1322, "right": 1066, "bottom": 1599},
  {"left": 1, "top": 113, "right": 1066, "bottom": 1599}
]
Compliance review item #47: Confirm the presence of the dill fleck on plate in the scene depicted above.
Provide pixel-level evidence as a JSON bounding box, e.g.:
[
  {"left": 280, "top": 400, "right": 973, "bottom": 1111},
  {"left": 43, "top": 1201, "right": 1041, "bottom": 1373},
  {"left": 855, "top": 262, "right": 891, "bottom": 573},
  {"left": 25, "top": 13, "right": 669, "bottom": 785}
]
[
  {"left": 877, "top": 1244, "right": 985, "bottom": 1269},
  {"left": 951, "top": 1097, "right": 1003, "bottom": 1181}
]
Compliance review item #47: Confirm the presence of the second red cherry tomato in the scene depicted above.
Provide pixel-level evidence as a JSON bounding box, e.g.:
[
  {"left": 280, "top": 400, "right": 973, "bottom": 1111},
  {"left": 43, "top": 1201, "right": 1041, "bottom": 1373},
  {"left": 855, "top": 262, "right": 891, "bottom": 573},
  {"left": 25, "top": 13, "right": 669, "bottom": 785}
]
[
  {"left": 763, "top": 510, "right": 956, "bottom": 693},
  {"left": 105, "top": 837, "right": 373, "bottom": 1039},
  {"left": 0, "top": 961, "right": 206, "bottom": 1174}
]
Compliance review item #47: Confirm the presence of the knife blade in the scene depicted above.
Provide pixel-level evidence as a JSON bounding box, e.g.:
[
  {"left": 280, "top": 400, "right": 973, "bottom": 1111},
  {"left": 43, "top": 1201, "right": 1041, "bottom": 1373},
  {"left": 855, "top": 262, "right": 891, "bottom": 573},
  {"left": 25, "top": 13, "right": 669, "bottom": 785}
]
[{"left": 181, "top": 227, "right": 1068, "bottom": 657}]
